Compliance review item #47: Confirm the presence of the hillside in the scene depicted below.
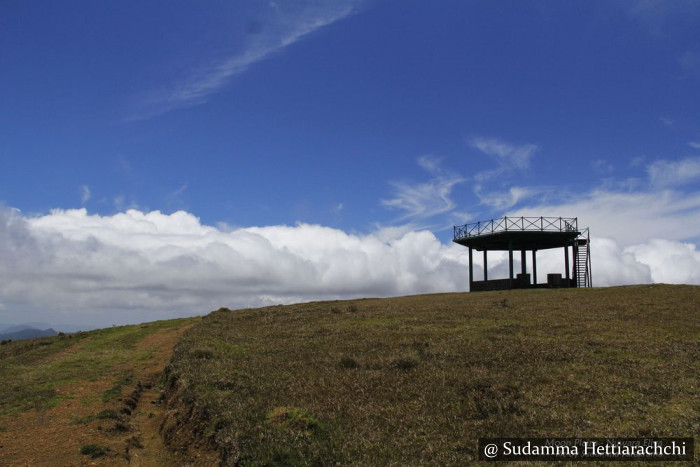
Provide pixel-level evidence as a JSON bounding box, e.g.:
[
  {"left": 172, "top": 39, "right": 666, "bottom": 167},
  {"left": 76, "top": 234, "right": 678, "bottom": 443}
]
[{"left": 163, "top": 285, "right": 699, "bottom": 465}]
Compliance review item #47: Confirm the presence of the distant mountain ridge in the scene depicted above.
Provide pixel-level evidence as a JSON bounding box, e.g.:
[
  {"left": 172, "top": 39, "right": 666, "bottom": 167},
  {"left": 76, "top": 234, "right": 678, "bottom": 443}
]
[{"left": 0, "top": 327, "right": 58, "bottom": 341}]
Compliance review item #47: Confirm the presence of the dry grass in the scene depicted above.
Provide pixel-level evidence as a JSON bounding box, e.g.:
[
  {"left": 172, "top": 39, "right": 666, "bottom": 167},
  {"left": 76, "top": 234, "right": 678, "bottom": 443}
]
[{"left": 164, "top": 284, "right": 700, "bottom": 465}]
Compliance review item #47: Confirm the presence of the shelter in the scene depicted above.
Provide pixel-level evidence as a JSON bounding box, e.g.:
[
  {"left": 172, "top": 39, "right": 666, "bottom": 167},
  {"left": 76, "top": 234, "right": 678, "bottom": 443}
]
[{"left": 453, "top": 216, "right": 591, "bottom": 291}]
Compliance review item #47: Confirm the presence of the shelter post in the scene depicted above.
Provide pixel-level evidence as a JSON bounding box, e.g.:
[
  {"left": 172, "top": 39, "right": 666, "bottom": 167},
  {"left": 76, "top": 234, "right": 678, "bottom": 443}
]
[{"left": 468, "top": 246, "right": 474, "bottom": 291}]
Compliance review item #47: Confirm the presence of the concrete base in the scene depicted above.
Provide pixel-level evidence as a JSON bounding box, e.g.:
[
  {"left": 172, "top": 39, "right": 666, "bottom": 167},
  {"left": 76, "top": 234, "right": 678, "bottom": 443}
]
[{"left": 470, "top": 277, "right": 574, "bottom": 292}]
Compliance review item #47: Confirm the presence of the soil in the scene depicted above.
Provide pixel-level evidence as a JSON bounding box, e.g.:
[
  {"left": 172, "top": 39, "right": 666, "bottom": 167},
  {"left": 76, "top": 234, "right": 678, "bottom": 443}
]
[{"left": 0, "top": 324, "right": 218, "bottom": 466}]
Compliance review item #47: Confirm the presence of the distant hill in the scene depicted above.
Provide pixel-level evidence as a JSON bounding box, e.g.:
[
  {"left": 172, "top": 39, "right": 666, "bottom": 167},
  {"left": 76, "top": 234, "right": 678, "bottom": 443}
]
[
  {"left": 0, "top": 327, "right": 58, "bottom": 341},
  {"left": 0, "top": 323, "right": 55, "bottom": 334}
]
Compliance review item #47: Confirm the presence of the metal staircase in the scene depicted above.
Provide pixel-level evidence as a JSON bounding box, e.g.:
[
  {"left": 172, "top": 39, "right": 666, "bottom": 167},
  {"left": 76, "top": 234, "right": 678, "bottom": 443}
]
[{"left": 573, "top": 228, "right": 592, "bottom": 287}]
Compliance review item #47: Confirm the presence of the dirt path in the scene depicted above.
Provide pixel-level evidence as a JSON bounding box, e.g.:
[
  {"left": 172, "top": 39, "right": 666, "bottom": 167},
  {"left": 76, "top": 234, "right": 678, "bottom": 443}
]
[{"left": 0, "top": 323, "right": 212, "bottom": 466}]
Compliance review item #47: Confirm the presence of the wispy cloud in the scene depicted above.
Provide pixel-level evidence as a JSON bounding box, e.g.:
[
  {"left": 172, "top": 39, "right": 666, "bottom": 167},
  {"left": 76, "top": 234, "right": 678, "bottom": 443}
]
[
  {"left": 80, "top": 185, "right": 91, "bottom": 204},
  {"left": 381, "top": 156, "right": 465, "bottom": 224},
  {"left": 130, "top": 1, "right": 363, "bottom": 120},
  {"left": 591, "top": 159, "right": 615, "bottom": 174},
  {"left": 168, "top": 183, "right": 188, "bottom": 198},
  {"left": 475, "top": 186, "right": 542, "bottom": 211},
  {"left": 470, "top": 137, "right": 538, "bottom": 171},
  {"left": 689, "top": 142, "right": 700, "bottom": 150},
  {"left": 467, "top": 136, "right": 540, "bottom": 212},
  {"left": 647, "top": 157, "right": 700, "bottom": 187},
  {"left": 626, "top": 0, "right": 700, "bottom": 35}
]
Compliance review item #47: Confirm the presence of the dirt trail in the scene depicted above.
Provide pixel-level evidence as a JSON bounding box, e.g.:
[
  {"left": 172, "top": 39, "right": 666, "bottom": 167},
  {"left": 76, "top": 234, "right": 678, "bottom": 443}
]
[{"left": 0, "top": 323, "right": 212, "bottom": 466}]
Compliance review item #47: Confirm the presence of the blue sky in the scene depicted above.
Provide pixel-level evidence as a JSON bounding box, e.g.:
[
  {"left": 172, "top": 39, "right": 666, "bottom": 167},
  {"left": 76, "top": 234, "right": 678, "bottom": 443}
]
[{"left": 2, "top": 1, "right": 700, "bottom": 328}]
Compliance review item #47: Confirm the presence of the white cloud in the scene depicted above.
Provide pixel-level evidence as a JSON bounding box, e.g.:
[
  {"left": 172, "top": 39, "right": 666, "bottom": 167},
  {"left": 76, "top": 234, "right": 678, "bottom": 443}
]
[
  {"left": 470, "top": 137, "right": 538, "bottom": 171},
  {"left": 689, "top": 142, "right": 700, "bottom": 150},
  {"left": 132, "top": 1, "right": 362, "bottom": 120},
  {"left": 647, "top": 157, "right": 700, "bottom": 187},
  {"left": 381, "top": 156, "right": 465, "bottom": 223},
  {"left": 80, "top": 185, "right": 91, "bottom": 204},
  {"left": 659, "top": 116, "right": 675, "bottom": 127},
  {"left": 476, "top": 186, "right": 539, "bottom": 210},
  {"left": 591, "top": 159, "right": 614, "bottom": 174},
  {"left": 626, "top": 239, "right": 700, "bottom": 283},
  {"left": 509, "top": 188, "right": 700, "bottom": 245},
  {"left": 0, "top": 207, "right": 469, "bottom": 328}
]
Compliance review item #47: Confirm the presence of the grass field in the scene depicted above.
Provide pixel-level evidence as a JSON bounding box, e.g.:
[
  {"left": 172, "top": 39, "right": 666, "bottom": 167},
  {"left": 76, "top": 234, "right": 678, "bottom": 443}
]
[{"left": 164, "top": 285, "right": 699, "bottom": 465}]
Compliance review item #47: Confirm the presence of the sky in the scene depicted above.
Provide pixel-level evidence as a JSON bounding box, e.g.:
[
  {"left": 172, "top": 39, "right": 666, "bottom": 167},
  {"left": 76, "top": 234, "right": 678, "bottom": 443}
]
[{"left": 2, "top": 0, "right": 700, "bottom": 329}]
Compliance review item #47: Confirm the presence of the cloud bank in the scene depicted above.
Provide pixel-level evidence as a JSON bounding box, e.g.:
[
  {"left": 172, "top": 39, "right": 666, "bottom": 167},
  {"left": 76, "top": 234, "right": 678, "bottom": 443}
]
[
  {"left": 1, "top": 204, "right": 699, "bottom": 329},
  {"left": 0, "top": 207, "right": 467, "bottom": 328}
]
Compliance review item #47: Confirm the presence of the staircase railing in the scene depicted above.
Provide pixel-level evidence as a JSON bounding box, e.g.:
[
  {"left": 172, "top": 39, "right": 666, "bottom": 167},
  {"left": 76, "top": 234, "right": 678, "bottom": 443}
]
[{"left": 573, "top": 228, "right": 592, "bottom": 287}]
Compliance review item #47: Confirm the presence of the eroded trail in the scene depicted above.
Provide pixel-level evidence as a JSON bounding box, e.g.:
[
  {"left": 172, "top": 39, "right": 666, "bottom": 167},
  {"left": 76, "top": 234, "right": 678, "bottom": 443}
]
[{"left": 0, "top": 321, "right": 206, "bottom": 466}]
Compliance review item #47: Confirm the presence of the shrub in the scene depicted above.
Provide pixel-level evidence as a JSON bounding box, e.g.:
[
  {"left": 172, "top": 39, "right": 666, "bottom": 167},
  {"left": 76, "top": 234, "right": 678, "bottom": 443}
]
[
  {"left": 391, "top": 358, "right": 418, "bottom": 371},
  {"left": 338, "top": 357, "right": 358, "bottom": 369},
  {"left": 80, "top": 444, "right": 109, "bottom": 459}
]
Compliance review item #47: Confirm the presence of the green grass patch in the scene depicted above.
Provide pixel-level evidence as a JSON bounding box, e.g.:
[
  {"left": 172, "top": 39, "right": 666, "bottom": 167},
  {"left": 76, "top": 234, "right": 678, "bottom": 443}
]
[
  {"left": 102, "top": 370, "right": 133, "bottom": 402},
  {"left": 71, "top": 409, "right": 122, "bottom": 425},
  {"left": 165, "top": 285, "right": 700, "bottom": 464},
  {"left": 0, "top": 317, "right": 198, "bottom": 417}
]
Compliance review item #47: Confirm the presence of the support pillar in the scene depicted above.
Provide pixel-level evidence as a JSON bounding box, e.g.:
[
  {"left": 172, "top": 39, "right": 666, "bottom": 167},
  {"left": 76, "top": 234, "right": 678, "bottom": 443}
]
[
  {"left": 532, "top": 250, "right": 537, "bottom": 285},
  {"left": 564, "top": 245, "right": 570, "bottom": 285},
  {"left": 521, "top": 250, "right": 527, "bottom": 275},
  {"left": 508, "top": 240, "right": 514, "bottom": 289},
  {"left": 468, "top": 247, "right": 474, "bottom": 291},
  {"left": 483, "top": 250, "right": 488, "bottom": 281}
]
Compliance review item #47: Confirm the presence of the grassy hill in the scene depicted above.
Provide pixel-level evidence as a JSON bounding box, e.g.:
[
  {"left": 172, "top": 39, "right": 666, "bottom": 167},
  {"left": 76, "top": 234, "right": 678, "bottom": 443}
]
[
  {"left": 162, "top": 285, "right": 699, "bottom": 465},
  {"left": 0, "top": 285, "right": 697, "bottom": 465}
]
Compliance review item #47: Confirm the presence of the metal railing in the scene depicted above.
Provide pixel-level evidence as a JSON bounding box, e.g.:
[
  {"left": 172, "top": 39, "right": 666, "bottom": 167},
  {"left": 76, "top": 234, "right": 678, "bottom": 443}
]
[{"left": 454, "top": 216, "right": 578, "bottom": 240}]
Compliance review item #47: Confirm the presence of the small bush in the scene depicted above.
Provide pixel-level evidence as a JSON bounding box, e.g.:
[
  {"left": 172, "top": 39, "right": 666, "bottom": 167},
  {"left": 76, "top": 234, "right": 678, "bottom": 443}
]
[
  {"left": 267, "top": 407, "right": 323, "bottom": 433},
  {"left": 96, "top": 409, "right": 120, "bottom": 420},
  {"left": 338, "top": 357, "right": 358, "bottom": 369},
  {"left": 191, "top": 348, "right": 215, "bottom": 359},
  {"left": 110, "top": 421, "right": 131, "bottom": 433},
  {"left": 391, "top": 358, "right": 418, "bottom": 371},
  {"left": 80, "top": 444, "right": 109, "bottom": 459}
]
